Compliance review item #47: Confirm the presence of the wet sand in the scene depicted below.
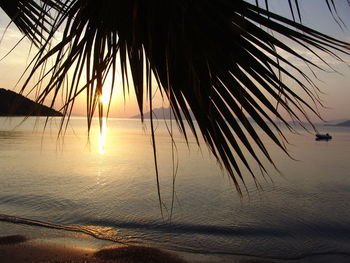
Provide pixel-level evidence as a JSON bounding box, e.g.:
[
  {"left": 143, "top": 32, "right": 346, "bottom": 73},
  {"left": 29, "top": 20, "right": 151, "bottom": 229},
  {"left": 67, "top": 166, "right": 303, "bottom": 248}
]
[
  {"left": 3, "top": 234, "right": 347, "bottom": 263},
  {"left": 0, "top": 235, "right": 190, "bottom": 263},
  {"left": 0, "top": 235, "right": 280, "bottom": 263}
]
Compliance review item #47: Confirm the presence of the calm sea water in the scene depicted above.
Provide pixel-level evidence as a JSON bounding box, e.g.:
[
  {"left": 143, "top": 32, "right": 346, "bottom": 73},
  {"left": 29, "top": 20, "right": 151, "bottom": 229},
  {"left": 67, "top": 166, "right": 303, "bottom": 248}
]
[{"left": 0, "top": 117, "right": 350, "bottom": 261}]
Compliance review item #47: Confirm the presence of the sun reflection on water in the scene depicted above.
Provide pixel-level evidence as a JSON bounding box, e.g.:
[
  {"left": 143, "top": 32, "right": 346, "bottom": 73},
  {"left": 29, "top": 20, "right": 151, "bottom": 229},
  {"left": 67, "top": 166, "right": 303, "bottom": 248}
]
[{"left": 98, "top": 117, "right": 107, "bottom": 155}]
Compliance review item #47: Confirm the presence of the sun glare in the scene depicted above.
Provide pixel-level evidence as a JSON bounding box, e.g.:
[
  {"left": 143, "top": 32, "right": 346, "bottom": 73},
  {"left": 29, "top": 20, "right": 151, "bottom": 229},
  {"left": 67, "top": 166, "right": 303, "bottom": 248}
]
[{"left": 99, "top": 91, "right": 110, "bottom": 106}]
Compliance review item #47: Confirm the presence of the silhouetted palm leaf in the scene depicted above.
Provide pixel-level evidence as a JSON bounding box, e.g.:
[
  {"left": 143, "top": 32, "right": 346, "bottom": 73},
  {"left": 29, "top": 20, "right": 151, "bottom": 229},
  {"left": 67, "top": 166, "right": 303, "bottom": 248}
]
[
  {"left": 0, "top": 0, "right": 64, "bottom": 46},
  {"left": 2, "top": 1, "right": 350, "bottom": 194}
]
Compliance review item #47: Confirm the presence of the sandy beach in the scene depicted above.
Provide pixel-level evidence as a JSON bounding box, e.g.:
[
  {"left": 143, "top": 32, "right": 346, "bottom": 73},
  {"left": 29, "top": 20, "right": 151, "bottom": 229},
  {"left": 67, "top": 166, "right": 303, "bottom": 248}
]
[
  {"left": 0, "top": 234, "right": 281, "bottom": 263},
  {"left": 2, "top": 233, "right": 350, "bottom": 263},
  {"left": 0, "top": 234, "right": 190, "bottom": 263}
]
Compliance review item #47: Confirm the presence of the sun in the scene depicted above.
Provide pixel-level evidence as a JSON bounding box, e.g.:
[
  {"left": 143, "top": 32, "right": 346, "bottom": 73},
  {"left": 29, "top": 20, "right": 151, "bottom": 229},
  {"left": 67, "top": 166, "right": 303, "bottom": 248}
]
[
  {"left": 99, "top": 91, "right": 110, "bottom": 106},
  {"left": 99, "top": 80, "right": 114, "bottom": 106},
  {"left": 98, "top": 71, "right": 121, "bottom": 106}
]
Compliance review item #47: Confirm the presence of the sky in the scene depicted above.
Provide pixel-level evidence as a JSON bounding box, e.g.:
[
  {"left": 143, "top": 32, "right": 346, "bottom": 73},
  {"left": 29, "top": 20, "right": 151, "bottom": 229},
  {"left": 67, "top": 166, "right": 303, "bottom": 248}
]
[{"left": 0, "top": 1, "right": 349, "bottom": 121}]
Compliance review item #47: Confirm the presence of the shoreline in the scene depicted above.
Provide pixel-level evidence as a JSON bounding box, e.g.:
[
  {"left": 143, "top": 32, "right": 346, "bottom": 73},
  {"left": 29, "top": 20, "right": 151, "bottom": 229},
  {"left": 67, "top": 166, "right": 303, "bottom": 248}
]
[
  {"left": 0, "top": 235, "right": 214, "bottom": 263},
  {"left": 0, "top": 233, "right": 286, "bottom": 263},
  {"left": 1, "top": 221, "right": 350, "bottom": 263},
  {"left": 1, "top": 234, "right": 350, "bottom": 263}
]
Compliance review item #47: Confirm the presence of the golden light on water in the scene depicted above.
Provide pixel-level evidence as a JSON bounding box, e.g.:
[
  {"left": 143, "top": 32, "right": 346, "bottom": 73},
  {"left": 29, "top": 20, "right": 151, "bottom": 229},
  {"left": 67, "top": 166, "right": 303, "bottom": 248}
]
[
  {"left": 98, "top": 117, "right": 107, "bottom": 155},
  {"left": 97, "top": 81, "right": 112, "bottom": 155}
]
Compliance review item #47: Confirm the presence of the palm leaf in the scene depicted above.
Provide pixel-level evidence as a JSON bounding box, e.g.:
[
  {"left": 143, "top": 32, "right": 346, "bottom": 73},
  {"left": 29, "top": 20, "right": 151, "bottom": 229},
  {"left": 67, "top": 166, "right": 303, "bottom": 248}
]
[
  {"left": 5, "top": 0, "right": 350, "bottom": 193},
  {"left": 0, "top": 0, "right": 64, "bottom": 46}
]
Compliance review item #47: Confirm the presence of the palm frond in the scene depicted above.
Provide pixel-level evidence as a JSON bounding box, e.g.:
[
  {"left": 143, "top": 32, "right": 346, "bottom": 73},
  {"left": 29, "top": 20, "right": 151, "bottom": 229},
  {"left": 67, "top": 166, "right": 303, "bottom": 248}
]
[
  {"left": 0, "top": 0, "right": 64, "bottom": 46},
  {"left": 8, "top": 0, "right": 350, "bottom": 192}
]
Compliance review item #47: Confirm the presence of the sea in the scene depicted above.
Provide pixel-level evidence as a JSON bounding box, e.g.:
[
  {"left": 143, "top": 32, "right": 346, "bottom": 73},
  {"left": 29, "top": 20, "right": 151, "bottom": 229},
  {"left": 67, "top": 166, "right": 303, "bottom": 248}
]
[{"left": 0, "top": 117, "right": 349, "bottom": 262}]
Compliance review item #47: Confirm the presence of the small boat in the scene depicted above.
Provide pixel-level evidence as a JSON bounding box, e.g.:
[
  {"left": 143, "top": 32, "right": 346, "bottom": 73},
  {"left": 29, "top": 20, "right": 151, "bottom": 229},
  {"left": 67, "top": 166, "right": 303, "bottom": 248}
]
[{"left": 315, "top": 133, "right": 332, "bottom": 141}]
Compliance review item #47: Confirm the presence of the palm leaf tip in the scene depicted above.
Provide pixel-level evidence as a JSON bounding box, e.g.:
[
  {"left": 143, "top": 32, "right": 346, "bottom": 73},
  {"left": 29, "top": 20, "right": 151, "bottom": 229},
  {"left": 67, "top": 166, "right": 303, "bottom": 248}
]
[
  {"left": 6, "top": 0, "right": 350, "bottom": 192},
  {"left": 0, "top": 0, "right": 64, "bottom": 47}
]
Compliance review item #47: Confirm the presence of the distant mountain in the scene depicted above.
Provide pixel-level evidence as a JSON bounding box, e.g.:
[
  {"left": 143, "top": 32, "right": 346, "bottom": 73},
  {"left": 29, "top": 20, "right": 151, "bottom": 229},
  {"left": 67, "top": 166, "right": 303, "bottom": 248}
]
[
  {"left": 131, "top": 107, "right": 260, "bottom": 124},
  {"left": 131, "top": 107, "right": 194, "bottom": 120},
  {"left": 332, "top": 120, "right": 350, "bottom": 127},
  {"left": 0, "top": 88, "right": 62, "bottom": 116},
  {"left": 327, "top": 120, "right": 350, "bottom": 127},
  {"left": 324, "top": 119, "right": 348, "bottom": 125}
]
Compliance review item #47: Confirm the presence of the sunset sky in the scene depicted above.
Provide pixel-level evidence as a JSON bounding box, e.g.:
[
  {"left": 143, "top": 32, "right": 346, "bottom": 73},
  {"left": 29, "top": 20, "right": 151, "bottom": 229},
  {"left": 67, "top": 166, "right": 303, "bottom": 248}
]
[{"left": 0, "top": 0, "right": 349, "bottom": 121}]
